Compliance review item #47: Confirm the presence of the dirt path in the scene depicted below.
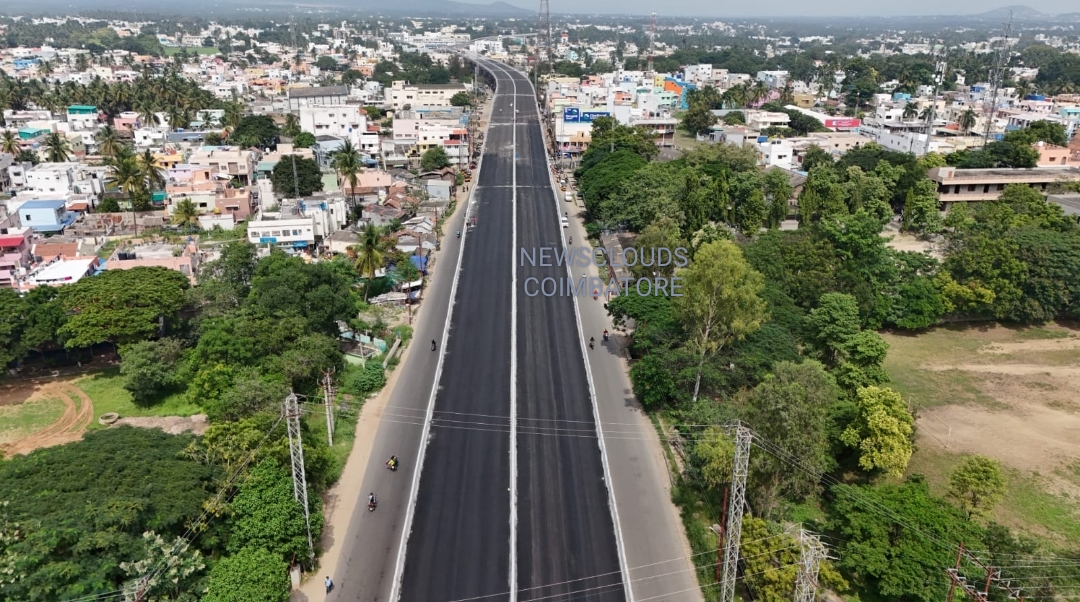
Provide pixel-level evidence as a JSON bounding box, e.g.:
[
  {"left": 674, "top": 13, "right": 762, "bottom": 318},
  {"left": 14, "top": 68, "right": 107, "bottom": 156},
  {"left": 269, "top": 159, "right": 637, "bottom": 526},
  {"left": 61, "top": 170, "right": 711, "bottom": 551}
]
[
  {"left": 979, "top": 337, "right": 1080, "bottom": 354},
  {"left": 0, "top": 382, "right": 93, "bottom": 456}
]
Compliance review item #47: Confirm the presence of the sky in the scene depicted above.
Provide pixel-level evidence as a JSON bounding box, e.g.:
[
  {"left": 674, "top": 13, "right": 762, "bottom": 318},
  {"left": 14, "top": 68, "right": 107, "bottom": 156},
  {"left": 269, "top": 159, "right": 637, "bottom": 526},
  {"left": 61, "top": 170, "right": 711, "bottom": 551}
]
[{"left": 536, "top": 1, "right": 1074, "bottom": 17}]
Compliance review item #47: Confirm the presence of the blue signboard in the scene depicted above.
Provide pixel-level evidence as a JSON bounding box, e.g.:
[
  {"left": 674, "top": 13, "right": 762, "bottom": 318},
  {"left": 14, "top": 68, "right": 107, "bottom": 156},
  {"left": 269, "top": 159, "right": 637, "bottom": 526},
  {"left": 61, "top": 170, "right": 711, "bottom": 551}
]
[
  {"left": 563, "top": 107, "right": 611, "bottom": 124},
  {"left": 259, "top": 237, "right": 278, "bottom": 244}
]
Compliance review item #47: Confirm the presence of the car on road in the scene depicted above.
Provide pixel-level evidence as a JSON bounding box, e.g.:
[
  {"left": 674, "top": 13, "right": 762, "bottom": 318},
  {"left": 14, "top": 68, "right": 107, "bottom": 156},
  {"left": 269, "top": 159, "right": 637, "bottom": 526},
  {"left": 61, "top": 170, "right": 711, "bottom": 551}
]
[{"left": 561, "top": 216, "right": 569, "bottom": 228}]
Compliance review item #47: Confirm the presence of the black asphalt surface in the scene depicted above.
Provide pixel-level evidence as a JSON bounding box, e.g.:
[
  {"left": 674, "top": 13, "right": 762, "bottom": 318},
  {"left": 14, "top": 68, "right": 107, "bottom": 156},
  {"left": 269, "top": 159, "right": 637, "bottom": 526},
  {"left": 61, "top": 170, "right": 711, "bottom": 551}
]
[{"left": 396, "top": 62, "right": 625, "bottom": 601}]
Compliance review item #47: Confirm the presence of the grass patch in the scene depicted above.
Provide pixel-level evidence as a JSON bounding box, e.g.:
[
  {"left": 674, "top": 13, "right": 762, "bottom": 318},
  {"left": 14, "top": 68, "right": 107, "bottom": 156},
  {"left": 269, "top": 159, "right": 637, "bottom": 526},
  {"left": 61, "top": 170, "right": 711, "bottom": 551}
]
[
  {"left": 905, "top": 446, "right": 1080, "bottom": 546},
  {"left": 672, "top": 129, "right": 705, "bottom": 151},
  {"left": 73, "top": 369, "right": 202, "bottom": 430},
  {"left": 998, "top": 471, "right": 1080, "bottom": 543},
  {"left": 0, "top": 397, "right": 66, "bottom": 445},
  {"left": 97, "top": 239, "right": 121, "bottom": 259}
]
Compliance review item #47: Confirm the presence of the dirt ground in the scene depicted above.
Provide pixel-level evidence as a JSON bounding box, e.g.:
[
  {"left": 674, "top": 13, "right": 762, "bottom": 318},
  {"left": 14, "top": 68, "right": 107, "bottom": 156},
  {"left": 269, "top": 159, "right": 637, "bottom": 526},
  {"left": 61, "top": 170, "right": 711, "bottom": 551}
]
[
  {"left": 904, "top": 326, "right": 1080, "bottom": 499},
  {"left": 112, "top": 415, "right": 210, "bottom": 436},
  {"left": 0, "top": 381, "right": 95, "bottom": 457},
  {"left": 883, "top": 231, "right": 941, "bottom": 258}
]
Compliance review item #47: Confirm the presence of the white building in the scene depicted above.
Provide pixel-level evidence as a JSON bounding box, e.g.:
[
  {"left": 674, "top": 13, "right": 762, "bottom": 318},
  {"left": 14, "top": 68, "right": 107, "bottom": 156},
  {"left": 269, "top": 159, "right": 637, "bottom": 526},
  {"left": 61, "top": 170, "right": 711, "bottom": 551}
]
[
  {"left": 386, "top": 81, "right": 470, "bottom": 111},
  {"left": 24, "top": 163, "right": 78, "bottom": 196},
  {"left": 299, "top": 105, "right": 367, "bottom": 144}
]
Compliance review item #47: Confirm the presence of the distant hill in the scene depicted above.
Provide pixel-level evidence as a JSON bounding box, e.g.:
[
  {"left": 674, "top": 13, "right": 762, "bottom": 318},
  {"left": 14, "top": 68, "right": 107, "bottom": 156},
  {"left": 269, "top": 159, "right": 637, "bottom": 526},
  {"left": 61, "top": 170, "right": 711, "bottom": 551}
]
[
  {"left": 974, "top": 5, "right": 1045, "bottom": 19},
  {"left": 0, "top": 0, "right": 532, "bottom": 17}
]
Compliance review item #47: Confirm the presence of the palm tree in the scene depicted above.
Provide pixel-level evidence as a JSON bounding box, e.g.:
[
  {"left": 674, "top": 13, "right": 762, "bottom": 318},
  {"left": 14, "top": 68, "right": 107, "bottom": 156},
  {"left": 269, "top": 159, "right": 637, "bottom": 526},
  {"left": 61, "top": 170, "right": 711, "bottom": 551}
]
[
  {"left": 135, "top": 102, "right": 160, "bottom": 128},
  {"left": 42, "top": 132, "right": 72, "bottom": 163},
  {"left": 172, "top": 198, "right": 199, "bottom": 225},
  {"left": 106, "top": 153, "right": 146, "bottom": 208},
  {"left": 902, "top": 102, "right": 920, "bottom": 121},
  {"left": 959, "top": 108, "right": 977, "bottom": 135},
  {"left": 38, "top": 60, "right": 53, "bottom": 77},
  {"left": 353, "top": 223, "right": 386, "bottom": 302},
  {"left": 331, "top": 140, "right": 363, "bottom": 205},
  {"left": 1, "top": 130, "right": 21, "bottom": 156},
  {"left": 165, "top": 106, "right": 190, "bottom": 132},
  {"left": 779, "top": 83, "right": 795, "bottom": 106},
  {"left": 919, "top": 105, "right": 934, "bottom": 122},
  {"left": 283, "top": 113, "right": 301, "bottom": 137},
  {"left": 137, "top": 149, "right": 167, "bottom": 192},
  {"left": 95, "top": 125, "right": 125, "bottom": 158}
]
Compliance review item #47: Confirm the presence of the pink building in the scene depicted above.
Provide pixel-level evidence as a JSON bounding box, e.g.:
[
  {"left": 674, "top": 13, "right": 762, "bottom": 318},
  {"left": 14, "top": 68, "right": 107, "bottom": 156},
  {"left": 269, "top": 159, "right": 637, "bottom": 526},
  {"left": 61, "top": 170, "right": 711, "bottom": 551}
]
[
  {"left": 1035, "top": 141, "right": 1080, "bottom": 167},
  {"left": 0, "top": 231, "right": 32, "bottom": 288}
]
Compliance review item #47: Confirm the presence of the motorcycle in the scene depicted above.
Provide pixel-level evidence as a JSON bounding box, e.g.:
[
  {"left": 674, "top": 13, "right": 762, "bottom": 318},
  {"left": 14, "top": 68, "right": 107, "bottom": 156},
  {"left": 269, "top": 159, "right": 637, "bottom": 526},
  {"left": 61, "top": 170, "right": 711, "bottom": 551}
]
[
  {"left": 386, "top": 458, "right": 398, "bottom": 472},
  {"left": 368, "top": 498, "right": 377, "bottom": 512},
  {"left": 603, "top": 331, "right": 609, "bottom": 342},
  {"left": 456, "top": 230, "right": 461, "bottom": 239},
  {"left": 431, "top": 340, "right": 437, "bottom": 351}
]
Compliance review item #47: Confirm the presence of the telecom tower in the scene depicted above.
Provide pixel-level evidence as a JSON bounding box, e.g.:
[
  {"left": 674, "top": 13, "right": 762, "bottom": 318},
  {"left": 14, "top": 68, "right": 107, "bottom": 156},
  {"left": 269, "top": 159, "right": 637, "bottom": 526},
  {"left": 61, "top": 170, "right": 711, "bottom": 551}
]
[
  {"left": 538, "top": 0, "right": 552, "bottom": 77},
  {"left": 983, "top": 12, "right": 1014, "bottom": 143},
  {"left": 647, "top": 12, "right": 656, "bottom": 73},
  {"left": 720, "top": 423, "right": 752, "bottom": 602}
]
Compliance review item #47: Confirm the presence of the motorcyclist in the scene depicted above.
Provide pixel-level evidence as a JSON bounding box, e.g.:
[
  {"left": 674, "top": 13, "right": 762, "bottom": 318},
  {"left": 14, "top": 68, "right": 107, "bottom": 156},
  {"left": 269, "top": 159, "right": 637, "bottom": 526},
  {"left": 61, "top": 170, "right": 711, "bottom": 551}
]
[
  {"left": 368, "top": 493, "right": 376, "bottom": 506},
  {"left": 568, "top": 236, "right": 572, "bottom": 245},
  {"left": 387, "top": 456, "right": 398, "bottom": 470},
  {"left": 431, "top": 339, "right": 437, "bottom": 351},
  {"left": 456, "top": 230, "right": 461, "bottom": 238},
  {"left": 589, "top": 337, "right": 595, "bottom": 349},
  {"left": 603, "top": 329, "right": 609, "bottom": 341}
]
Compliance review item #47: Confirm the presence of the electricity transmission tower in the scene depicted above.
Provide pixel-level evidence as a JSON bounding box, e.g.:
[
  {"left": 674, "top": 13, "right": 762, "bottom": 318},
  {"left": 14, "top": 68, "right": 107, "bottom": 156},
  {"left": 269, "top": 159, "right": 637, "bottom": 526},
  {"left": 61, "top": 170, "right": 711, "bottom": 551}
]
[
  {"left": 946, "top": 542, "right": 1029, "bottom": 602},
  {"left": 322, "top": 370, "right": 336, "bottom": 446},
  {"left": 794, "top": 529, "right": 828, "bottom": 602},
  {"left": 285, "top": 393, "right": 315, "bottom": 561},
  {"left": 720, "top": 422, "right": 752, "bottom": 602}
]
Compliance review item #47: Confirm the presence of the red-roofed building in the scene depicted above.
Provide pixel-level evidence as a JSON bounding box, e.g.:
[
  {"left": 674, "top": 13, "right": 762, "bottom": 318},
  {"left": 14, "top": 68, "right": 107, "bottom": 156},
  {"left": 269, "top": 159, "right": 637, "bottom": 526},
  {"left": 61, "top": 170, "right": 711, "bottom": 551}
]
[{"left": 0, "top": 231, "right": 32, "bottom": 288}]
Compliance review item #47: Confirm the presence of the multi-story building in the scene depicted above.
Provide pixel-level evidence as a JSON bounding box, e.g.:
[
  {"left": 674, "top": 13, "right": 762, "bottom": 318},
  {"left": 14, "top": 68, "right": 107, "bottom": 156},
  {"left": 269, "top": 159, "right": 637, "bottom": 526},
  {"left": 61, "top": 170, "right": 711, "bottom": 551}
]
[
  {"left": 287, "top": 85, "right": 349, "bottom": 112},
  {"left": 23, "top": 163, "right": 78, "bottom": 196},
  {"left": 66, "top": 105, "right": 98, "bottom": 130},
  {"left": 927, "top": 165, "right": 1080, "bottom": 206},
  {"left": 299, "top": 104, "right": 367, "bottom": 143},
  {"left": 386, "top": 81, "right": 470, "bottom": 111},
  {"left": 187, "top": 146, "right": 258, "bottom": 186}
]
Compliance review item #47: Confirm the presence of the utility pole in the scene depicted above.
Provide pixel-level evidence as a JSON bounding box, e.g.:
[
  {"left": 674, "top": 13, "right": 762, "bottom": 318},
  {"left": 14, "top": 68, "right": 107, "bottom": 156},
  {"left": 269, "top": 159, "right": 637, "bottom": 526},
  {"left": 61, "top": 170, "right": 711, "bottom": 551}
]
[
  {"left": 322, "top": 371, "right": 335, "bottom": 447},
  {"left": 285, "top": 393, "right": 316, "bottom": 562},
  {"left": 983, "top": 12, "right": 1014, "bottom": 144},
  {"left": 720, "top": 422, "right": 752, "bottom": 602},
  {"left": 794, "top": 529, "right": 828, "bottom": 602},
  {"left": 946, "top": 542, "right": 992, "bottom": 602}
]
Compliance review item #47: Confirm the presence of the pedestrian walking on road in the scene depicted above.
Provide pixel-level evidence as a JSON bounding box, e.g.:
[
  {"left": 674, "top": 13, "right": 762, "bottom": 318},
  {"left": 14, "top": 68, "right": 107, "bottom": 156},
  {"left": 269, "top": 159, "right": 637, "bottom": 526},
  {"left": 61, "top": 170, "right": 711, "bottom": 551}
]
[{"left": 325, "top": 576, "right": 334, "bottom": 594}]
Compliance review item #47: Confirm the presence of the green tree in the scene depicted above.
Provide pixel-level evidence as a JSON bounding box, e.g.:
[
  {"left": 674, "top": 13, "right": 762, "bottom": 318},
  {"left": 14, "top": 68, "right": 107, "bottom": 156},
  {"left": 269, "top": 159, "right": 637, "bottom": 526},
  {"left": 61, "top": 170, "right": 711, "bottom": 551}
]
[
  {"left": 330, "top": 139, "right": 363, "bottom": 203},
  {"left": 762, "top": 168, "right": 793, "bottom": 228},
  {"left": 57, "top": 267, "right": 190, "bottom": 349},
  {"left": 42, "top": 131, "right": 72, "bottom": 162},
  {"left": 449, "top": 91, "right": 472, "bottom": 107},
  {"left": 205, "top": 369, "right": 288, "bottom": 423},
  {"left": 420, "top": 145, "right": 450, "bottom": 171},
  {"left": 202, "top": 547, "right": 290, "bottom": 602},
  {"left": 230, "top": 115, "right": 278, "bottom": 148},
  {"left": 345, "top": 361, "right": 387, "bottom": 398},
  {"left": 120, "top": 338, "right": 186, "bottom": 405},
  {"left": 172, "top": 198, "right": 199, "bottom": 225},
  {"left": 740, "top": 517, "right": 848, "bottom": 602},
  {"left": 227, "top": 461, "right": 323, "bottom": 564},
  {"left": 270, "top": 156, "right": 324, "bottom": 198},
  {"left": 805, "top": 292, "right": 862, "bottom": 366},
  {"left": 840, "top": 386, "right": 914, "bottom": 477},
  {"left": 119, "top": 531, "right": 205, "bottom": 602},
  {"left": 0, "top": 428, "right": 220, "bottom": 601},
  {"left": 674, "top": 240, "right": 767, "bottom": 403},
  {"left": 292, "top": 132, "right": 315, "bottom": 148},
  {"left": 630, "top": 216, "right": 686, "bottom": 279},
  {"left": 948, "top": 455, "right": 1007, "bottom": 518},
  {"left": 902, "top": 179, "right": 943, "bottom": 235},
  {"left": 1, "top": 130, "right": 20, "bottom": 155},
  {"left": 742, "top": 360, "right": 839, "bottom": 515},
  {"left": 680, "top": 103, "right": 717, "bottom": 136},
  {"left": 830, "top": 479, "right": 984, "bottom": 602},
  {"left": 691, "top": 427, "right": 734, "bottom": 490},
  {"left": 353, "top": 223, "right": 387, "bottom": 301},
  {"left": 95, "top": 125, "right": 126, "bottom": 158}
]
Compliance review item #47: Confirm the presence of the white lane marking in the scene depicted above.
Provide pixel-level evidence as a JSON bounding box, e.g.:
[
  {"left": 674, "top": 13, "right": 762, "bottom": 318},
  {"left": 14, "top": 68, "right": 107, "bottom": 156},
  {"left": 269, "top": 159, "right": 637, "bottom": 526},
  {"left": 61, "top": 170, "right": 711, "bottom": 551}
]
[
  {"left": 387, "top": 64, "right": 497, "bottom": 602},
  {"left": 502, "top": 58, "right": 521, "bottom": 602},
  {"left": 536, "top": 73, "right": 636, "bottom": 601}
]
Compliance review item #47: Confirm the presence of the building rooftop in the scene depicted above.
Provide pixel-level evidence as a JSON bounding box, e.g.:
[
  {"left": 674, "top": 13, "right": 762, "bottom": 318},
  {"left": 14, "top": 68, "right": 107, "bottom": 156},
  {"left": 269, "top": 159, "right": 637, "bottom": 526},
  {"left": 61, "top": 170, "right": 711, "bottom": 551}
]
[
  {"left": 289, "top": 85, "right": 348, "bottom": 98},
  {"left": 31, "top": 257, "right": 95, "bottom": 283},
  {"left": 21, "top": 199, "right": 67, "bottom": 210}
]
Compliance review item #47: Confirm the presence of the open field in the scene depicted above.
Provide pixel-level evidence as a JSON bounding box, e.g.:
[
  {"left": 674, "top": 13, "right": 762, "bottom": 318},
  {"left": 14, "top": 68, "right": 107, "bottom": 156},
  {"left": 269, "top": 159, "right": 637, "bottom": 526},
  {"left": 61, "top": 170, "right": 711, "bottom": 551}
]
[
  {"left": 0, "top": 369, "right": 202, "bottom": 456},
  {"left": 883, "top": 322, "right": 1080, "bottom": 544}
]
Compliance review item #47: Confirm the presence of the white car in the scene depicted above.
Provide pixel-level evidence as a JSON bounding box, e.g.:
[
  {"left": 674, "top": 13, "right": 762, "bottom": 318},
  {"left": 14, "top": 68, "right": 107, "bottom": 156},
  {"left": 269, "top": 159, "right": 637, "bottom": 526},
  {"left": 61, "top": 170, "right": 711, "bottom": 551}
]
[{"left": 561, "top": 217, "right": 569, "bottom": 228}]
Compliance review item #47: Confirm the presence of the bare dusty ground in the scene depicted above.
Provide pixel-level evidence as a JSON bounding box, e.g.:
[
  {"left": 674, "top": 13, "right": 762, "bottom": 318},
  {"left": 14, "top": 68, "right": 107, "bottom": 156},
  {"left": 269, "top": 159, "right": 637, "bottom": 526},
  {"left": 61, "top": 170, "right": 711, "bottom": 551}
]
[
  {"left": 112, "top": 415, "right": 210, "bottom": 436},
  {"left": 884, "top": 231, "right": 941, "bottom": 258},
  {"left": 0, "top": 382, "right": 94, "bottom": 456},
  {"left": 915, "top": 331, "right": 1080, "bottom": 497}
]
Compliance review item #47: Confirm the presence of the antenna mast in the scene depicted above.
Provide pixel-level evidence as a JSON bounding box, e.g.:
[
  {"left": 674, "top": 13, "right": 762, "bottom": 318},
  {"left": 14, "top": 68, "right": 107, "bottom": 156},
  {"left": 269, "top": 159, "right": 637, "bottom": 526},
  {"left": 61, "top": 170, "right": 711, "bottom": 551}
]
[
  {"left": 983, "top": 11, "right": 1013, "bottom": 143},
  {"left": 647, "top": 12, "right": 656, "bottom": 73}
]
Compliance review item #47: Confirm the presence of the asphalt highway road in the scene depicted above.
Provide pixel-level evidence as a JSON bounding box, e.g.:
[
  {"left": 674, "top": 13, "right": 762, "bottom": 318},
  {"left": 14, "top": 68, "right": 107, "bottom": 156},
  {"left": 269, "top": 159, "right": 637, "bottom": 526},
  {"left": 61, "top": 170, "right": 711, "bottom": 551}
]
[{"left": 332, "top": 59, "right": 694, "bottom": 602}]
